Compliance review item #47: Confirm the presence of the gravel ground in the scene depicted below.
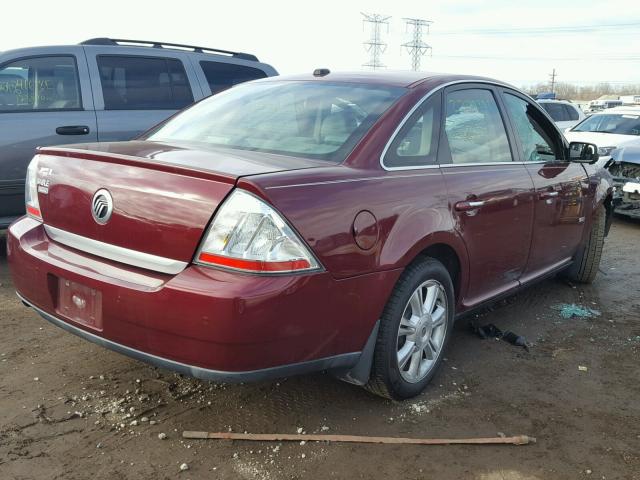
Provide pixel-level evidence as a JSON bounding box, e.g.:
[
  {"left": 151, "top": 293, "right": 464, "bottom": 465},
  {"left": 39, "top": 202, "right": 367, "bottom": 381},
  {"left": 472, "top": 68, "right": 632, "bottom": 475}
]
[{"left": 0, "top": 218, "right": 638, "bottom": 480}]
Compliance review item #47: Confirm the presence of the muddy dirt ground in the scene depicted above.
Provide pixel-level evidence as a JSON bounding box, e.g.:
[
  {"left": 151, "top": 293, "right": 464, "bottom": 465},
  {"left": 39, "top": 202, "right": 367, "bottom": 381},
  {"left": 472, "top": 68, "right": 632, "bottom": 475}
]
[{"left": 1, "top": 218, "right": 638, "bottom": 480}]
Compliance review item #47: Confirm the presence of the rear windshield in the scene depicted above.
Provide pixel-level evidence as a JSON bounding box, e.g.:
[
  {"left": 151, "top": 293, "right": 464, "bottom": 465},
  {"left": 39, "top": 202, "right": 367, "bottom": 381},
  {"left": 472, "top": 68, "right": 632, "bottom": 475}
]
[
  {"left": 572, "top": 113, "right": 640, "bottom": 135},
  {"left": 146, "top": 81, "right": 406, "bottom": 162}
]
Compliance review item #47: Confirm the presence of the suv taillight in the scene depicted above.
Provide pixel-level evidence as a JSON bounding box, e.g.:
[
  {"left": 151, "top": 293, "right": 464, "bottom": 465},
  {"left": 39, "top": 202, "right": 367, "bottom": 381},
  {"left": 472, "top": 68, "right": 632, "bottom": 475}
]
[{"left": 25, "top": 157, "right": 42, "bottom": 222}]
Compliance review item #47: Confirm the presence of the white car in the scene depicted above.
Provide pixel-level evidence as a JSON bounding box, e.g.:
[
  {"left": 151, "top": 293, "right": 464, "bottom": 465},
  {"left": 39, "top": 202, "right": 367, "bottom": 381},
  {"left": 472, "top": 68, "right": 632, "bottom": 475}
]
[
  {"left": 564, "top": 107, "right": 640, "bottom": 166},
  {"left": 537, "top": 99, "right": 586, "bottom": 129}
]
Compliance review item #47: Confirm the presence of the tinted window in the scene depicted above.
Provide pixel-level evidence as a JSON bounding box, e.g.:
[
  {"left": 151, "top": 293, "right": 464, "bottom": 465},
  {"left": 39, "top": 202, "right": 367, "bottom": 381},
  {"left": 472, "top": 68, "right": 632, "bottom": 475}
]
[
  {"left": 384, "top": 96, "right": 439, "bottom": 168},
  {"left": 200, "top": 61, "right": 267, "bottom": 95},
  {"left": 0, "top": 56, "right": 81, "bottom": 112},
  {"left": 147, "top": 81, "right": 405, "bottom": 162},
  {"left": 563, "top": 104, "right": 579, "bottom": 121},
  {"left": 443, "top": 89, "right": 512, "bottom": 164},
  {"left": 504, "top": 94, "right": 558, "bottom": 162},
  {"left": 540, "top": 102, "right": 569, "bottom": 122},
  {"left": 98, "top": 56, "right": 193, "bottom": 110},
  {"left": 572, "top": 113, "right": 640, "bottom": 135}
]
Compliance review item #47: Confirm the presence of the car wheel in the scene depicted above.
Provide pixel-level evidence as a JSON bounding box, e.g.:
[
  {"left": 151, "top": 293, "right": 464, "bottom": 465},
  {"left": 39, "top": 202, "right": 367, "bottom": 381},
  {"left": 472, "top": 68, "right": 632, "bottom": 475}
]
[
  {"left": 365, "top": 257, "right": 455, "bottom": 400},
  {"left": 565, "top": 205, "right": 606, "bottom": 284}
]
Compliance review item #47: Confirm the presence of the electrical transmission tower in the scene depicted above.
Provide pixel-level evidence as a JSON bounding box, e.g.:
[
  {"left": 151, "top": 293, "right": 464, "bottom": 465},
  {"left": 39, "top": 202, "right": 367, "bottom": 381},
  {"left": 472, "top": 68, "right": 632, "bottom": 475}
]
[
  {"left": 402, "top": 18, "right": 433, "bottom": 71},
  {"left": 361, "top": 12, "right": 391, "bottom": 70}
]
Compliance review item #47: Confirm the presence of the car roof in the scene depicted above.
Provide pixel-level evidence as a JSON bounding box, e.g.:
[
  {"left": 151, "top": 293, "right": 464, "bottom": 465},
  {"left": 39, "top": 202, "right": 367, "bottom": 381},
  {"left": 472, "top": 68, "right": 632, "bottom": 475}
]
[
  {"left": 592, "top": 107, "right": 640, "bottom": 115},
  {"left": 1, "top": 42, "right": 267, "bottom": 66},
  {"left": 538, "top": 99, "right": 573, "bottom": 104},
  {"left": 259, "top": 70, "right": 517, "bottom": 89}
]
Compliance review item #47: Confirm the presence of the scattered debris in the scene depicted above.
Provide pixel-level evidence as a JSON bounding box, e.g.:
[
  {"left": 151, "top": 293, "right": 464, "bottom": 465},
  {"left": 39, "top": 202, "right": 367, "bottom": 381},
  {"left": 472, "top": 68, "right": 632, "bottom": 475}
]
[
  {"left": 158, "top": 433, "right": 167, "bottom": 440},
  {"left": 179, "top": 463, "right": 189, "bottom": 471},
  {"left": 470, "top": 322, "right": 529, "bottom": 351},
  {"left": 183, "top": 431, "right": 536, "bottom": 446},
  {"left": 554, "top": 304, "right": 601, "bottom": 319},
  {"left": 578, "top": 366, "right": 588, "bottom": 372}
]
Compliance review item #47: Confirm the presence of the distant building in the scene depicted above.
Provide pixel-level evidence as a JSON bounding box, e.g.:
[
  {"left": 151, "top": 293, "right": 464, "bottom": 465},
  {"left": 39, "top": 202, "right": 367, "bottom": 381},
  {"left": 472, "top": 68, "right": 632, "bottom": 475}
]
[{"left": 620, "top": 95, "right": 640, "bottom": 105}]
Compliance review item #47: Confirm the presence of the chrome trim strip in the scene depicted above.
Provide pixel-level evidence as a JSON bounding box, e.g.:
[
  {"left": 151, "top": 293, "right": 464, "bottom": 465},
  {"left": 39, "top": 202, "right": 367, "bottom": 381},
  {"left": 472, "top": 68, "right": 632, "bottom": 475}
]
[
  {"left": 379, "top": 79, "right": 533, "bottom": 172},
  {"left": 265, "top": 171, "right": 441, "bottom": 189},
  {"left": 17, "top": 292, "right": 360, "bottom": 383},
  {"left": 44, "top": 225, "right": 188, "bottom": 275}
]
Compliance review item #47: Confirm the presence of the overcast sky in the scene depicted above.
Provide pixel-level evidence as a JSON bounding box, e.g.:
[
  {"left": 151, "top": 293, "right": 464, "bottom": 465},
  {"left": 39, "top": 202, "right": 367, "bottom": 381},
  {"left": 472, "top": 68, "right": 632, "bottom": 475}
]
[{"left": 2, "top": 0, "right": 639, "bottom": 87}]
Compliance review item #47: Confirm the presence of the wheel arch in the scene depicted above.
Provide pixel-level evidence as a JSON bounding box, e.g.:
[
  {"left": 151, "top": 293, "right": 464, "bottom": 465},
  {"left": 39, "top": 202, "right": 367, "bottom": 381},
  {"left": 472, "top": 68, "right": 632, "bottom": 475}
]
[{"left": 402, "top": 232, "right": 469, "bottom": 305}]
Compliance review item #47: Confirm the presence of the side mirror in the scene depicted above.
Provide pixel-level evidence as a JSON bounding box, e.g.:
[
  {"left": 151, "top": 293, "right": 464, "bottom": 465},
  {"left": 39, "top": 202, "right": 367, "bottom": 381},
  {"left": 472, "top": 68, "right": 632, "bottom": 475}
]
[{"left": 568, "top": 142, "right": 599, "bottom": 164}]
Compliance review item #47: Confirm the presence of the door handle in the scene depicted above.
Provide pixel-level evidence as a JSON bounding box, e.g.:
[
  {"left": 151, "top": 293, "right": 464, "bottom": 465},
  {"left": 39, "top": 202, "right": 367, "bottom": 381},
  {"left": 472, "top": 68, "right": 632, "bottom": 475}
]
[
  {"left": 539, "top": 191, "right": 559, "bottom": 199},
  {"left": 56, "top": 125, "right": 90, "bottom": 135},
  {"left": 454, "top": 200, "right": 485, "bottom": 212}
]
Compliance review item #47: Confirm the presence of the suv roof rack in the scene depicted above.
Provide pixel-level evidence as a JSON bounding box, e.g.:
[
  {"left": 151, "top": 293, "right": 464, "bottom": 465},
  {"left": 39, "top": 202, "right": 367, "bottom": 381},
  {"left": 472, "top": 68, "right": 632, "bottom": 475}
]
[{"left": 80, "top": 38, "right": 259, "bottom": 62}]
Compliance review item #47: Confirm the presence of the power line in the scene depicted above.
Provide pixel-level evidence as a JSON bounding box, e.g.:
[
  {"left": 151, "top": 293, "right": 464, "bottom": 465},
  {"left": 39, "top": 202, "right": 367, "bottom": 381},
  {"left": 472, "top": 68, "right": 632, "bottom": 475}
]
[
  {"left": 401, "top": 18, "right": 433, "bottom": 71},
  {"left": 361, "top": 12, "right": 391, "bottom": 70},
  {"left": 434, "top": 21, "right": 640, "bottom": 36},
  {"left": 433, "top": 54, "right": 640, "bottom": 61}
]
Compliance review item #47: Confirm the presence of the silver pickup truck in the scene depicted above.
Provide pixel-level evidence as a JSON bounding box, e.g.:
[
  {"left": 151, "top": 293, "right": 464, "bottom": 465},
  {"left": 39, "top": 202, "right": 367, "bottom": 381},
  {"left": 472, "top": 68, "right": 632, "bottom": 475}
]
[{"left": 0, "top": 38, "right": 277, "bottom": 227}]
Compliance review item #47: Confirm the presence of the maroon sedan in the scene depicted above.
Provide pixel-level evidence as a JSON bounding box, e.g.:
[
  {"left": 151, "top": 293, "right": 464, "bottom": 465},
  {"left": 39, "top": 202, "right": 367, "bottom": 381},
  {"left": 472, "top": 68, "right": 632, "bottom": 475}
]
[{"left": 7, "top": 71, "right": 612, "bottom": 399}]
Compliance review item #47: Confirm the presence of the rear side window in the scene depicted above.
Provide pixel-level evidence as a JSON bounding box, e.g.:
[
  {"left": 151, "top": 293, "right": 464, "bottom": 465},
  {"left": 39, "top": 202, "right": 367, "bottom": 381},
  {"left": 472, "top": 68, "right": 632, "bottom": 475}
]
[
  {"left": 199, "top": 61, "right": 267, "bottom": 95},
  {"left": 384, "top": 95, "right": 440, "bottom": 168},
  {"left": 540, "top": 102, "right": 568, "bottom": 122},
  {"left": 563, "top": 104, "right": 579, "bottom": 121},
  {"left": 0, "top": 56, "right": 81, "bottom": 112},
  {"left": 503, "top": 94, "right": 559, "bottom": 162},
  {"left": 443, "top": 89, "right": 512, "bottom": 164},
  {"left": 97, "top": 56, "right": 193, "bottom": 110}
]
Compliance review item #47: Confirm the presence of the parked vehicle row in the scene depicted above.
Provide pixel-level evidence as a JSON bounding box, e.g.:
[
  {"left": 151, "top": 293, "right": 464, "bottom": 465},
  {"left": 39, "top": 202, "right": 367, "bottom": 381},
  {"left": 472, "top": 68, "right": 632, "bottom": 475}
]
[
  {"left": 0, "top": 38, "right": 277, "bottom": 227},
  {"left": 564, "top": 107, "right": 640, "bottom": 165},
  {"left": 7, "top": 71, "right": 613, "bottom": 399}
]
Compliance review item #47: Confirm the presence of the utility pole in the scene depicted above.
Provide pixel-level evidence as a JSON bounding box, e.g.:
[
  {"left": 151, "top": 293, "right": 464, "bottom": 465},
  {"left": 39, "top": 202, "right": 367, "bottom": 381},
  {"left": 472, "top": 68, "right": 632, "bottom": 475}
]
[
  {"left": 402, "top": 18, "right": 433, "bottom": 71},
  {"left": 362, "top": 12, "right": 391, "bottom": 70},
  {"left": 549, "top": 68, "right": 557, "bottom": 93}
]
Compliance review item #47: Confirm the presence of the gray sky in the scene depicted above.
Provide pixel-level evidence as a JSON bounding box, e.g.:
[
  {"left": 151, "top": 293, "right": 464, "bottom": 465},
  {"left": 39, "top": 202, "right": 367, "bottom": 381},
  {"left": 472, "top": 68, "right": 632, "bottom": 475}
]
[{"left": 2, "top": 0, "right": 640, "bottom": 87}]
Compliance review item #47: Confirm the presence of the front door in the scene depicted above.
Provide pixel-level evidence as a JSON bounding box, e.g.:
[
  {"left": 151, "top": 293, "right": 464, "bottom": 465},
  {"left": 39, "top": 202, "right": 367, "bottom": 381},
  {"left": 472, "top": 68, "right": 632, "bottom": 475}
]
[
  {"left": 439, "top": 85, "right": 536, "bottom": 308},
  {"left": 499, "top": 91, "right": 588, "bottom": 281}
]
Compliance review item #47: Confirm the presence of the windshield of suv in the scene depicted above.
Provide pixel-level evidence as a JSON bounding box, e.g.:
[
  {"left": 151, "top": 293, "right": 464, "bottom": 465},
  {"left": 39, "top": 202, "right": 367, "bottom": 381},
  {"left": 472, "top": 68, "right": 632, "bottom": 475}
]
[
  {"left": 146, "top": 80, "right": 406, "bottom": 162},
  {"left": 572, "top": 113, "right": 640, "bottom": 135}
]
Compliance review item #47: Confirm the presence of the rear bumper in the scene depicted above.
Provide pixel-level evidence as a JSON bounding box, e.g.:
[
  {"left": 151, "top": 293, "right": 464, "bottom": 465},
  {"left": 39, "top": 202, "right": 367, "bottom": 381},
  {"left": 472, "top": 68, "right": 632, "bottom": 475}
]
[{"left": 7, "top": 217, "right": 399, "bottom": 379}]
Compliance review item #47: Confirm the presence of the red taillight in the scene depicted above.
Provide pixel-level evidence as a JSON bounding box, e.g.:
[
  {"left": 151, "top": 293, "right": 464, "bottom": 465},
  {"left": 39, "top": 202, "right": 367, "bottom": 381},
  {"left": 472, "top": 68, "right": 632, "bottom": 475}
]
[
  {"left": 194, "top": 190, "right": 320, "bottom": 274},
  {"left": 26, "top": 205, "right": 42, "bottom": 219},
  {"left": 197, "top": 252, "right": 311, "bottom": 273}
]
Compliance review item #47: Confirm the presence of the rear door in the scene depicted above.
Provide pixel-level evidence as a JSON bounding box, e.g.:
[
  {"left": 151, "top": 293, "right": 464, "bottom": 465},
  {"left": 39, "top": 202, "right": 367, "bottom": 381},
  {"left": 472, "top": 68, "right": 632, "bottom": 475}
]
[
  {"left": 84, "top": 48, "right": 200, "bottom": 142},
  {"left": 499, "top": 89, "right": 589, "bottom": 281},
  {"left": 0, "top": 49, "right": 97, "bottom": 223},
  {"left": 439, "top": 84, "right": 536, "bottom": 307}
]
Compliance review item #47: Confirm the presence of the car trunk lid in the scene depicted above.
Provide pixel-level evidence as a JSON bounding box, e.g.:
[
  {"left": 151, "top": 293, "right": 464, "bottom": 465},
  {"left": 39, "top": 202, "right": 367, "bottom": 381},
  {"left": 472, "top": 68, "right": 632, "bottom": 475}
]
[{"left": 35, "top": 141, "right": 324, "bottom": 270}]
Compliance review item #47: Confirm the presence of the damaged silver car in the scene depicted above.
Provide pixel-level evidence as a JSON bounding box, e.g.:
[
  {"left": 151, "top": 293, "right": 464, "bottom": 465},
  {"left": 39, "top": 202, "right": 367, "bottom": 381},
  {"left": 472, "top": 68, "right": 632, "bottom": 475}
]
[{"left": 610, "top": 146, "right": 640, "bottom": 219}]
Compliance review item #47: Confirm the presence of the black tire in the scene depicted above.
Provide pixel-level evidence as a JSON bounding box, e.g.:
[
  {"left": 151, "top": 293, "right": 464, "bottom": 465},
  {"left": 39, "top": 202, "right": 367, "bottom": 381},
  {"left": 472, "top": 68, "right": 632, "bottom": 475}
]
[
  {"left": 565, "top": 206, "right": 606, "bottom": 284},
  {"left": 365, "top": 257, "right": 455, "bottom": 400}
]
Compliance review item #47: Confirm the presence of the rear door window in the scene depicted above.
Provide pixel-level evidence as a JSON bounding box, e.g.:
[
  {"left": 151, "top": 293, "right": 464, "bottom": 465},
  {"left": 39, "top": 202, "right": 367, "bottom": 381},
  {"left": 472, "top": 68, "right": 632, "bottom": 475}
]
[
  {"left": 442, "top": 88, "right": 513, "bottom": 164},
  {"left": 199, "top": 61, "right": 267, "bottom": 95},
  {"left": 0, "top": 56, "right": 81, "bottom": 112},
  {"left": 503, "top": 93, "right": 560, "bottom": 162},
  {"left": 563, "top": 104, "right": 579, "bottom": 121},
  {"left": 97, "top": 56, "right": 193, "bottom": 110},
  {"left": 540, "top": 102, "right": 568, "bottom": 122}
]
